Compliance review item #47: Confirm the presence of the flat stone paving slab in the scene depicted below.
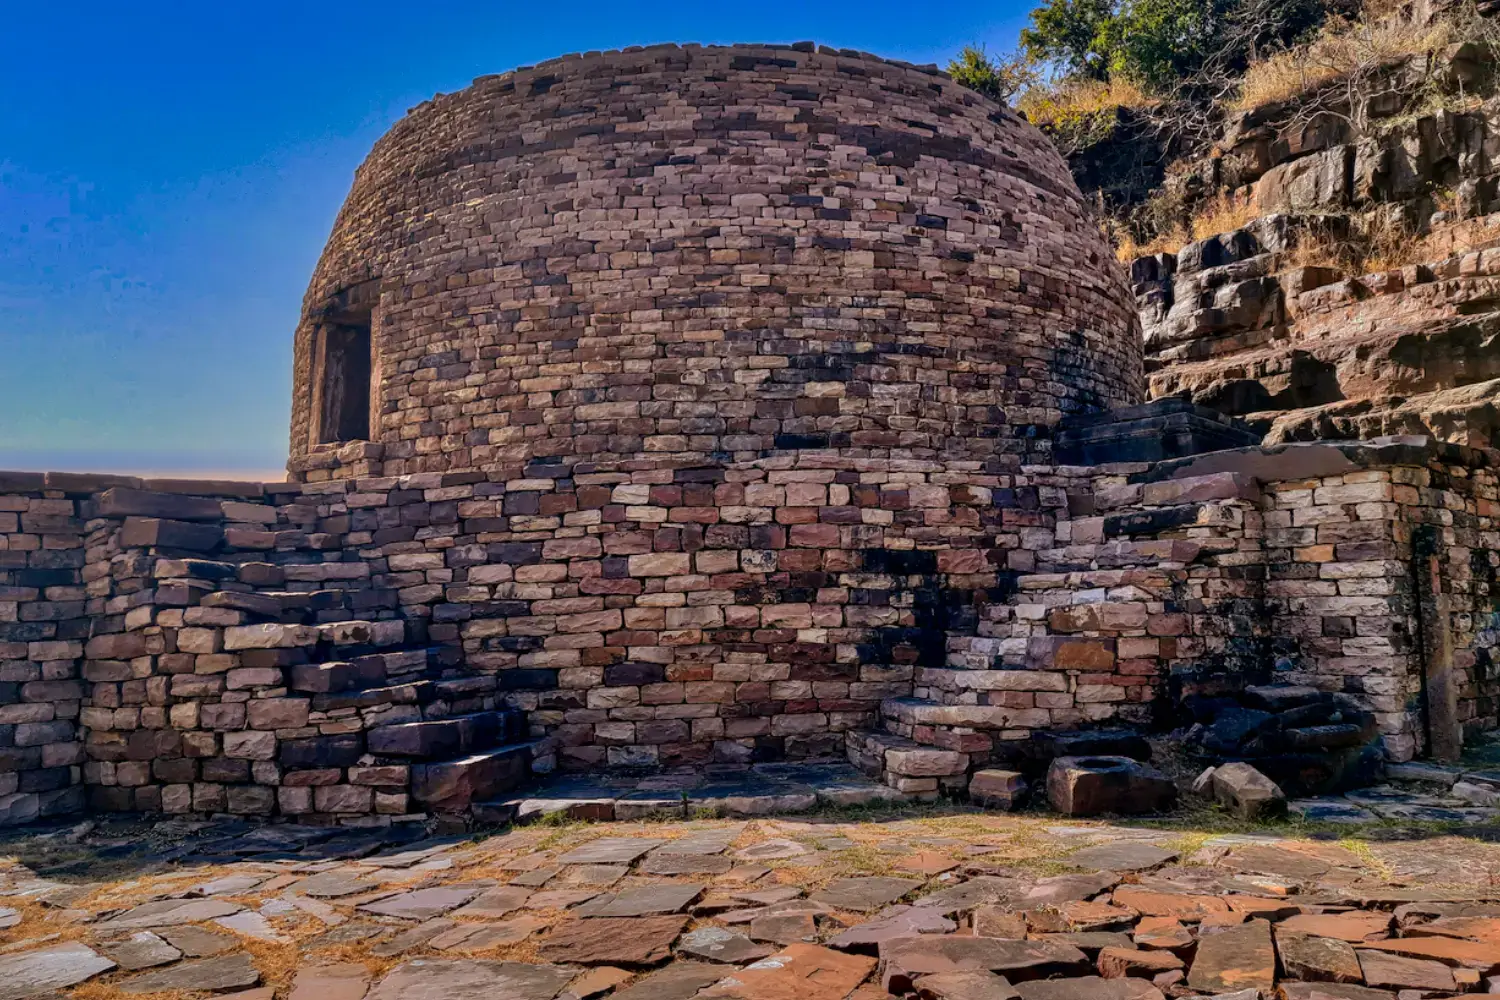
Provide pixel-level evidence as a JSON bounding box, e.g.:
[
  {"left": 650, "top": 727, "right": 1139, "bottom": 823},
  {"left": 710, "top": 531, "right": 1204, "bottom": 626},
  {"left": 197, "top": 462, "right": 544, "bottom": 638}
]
[
  {"left": 366, "top": 958, "right": 574, "bottom": 1000},
  {"left": 1066, "top": 842, "right": 1177, "bottom": 872},
  {"left": 577, "top": 883, "right": 703, "bottom": 917},
  {"left": 121, "top": 952, "right": 261, "bottom": 994},
  {"left": 100, "top": 931, "right": 182, "bottom": 971},
  {"left": 539, "top": 915, "right": 689, "bottom": 965},
  {"left": 556, "top": 838, "right": 664, "bottom": 865},
  {"left": 0, "top": 942, "right": 116, "bottom": 1000},
  {"left": 678, "top": 926, "right": 775, "bottom": 964},
  {"left": 811, "top": 876, "right": 923, "bottom": 911},
  {"left": 358, "top": 885, "right": 482, "bottom": 920}
]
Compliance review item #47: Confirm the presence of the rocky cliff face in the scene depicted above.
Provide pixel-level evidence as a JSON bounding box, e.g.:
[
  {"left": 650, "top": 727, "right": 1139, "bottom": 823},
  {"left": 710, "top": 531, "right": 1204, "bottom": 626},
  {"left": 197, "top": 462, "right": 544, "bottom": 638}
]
[{"left": 1115, "top": 30, "right": 1500, "bottom": 446}]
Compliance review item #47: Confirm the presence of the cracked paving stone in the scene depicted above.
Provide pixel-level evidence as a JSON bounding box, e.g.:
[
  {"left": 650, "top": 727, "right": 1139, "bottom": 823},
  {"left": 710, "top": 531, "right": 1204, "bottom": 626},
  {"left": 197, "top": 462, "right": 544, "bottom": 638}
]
[
  {"left": 121, "top": 952, "right": 261, "bottom": 994},
  {"left": 1357, "top": 950, "right": 1457, "bottom": 991},
  {"left": 430, "top": 917, "right": 546, "bottom": 951},
  {"left": 0, "top": 942, "right": 117, "bottom": 1000},
  {"left": 99, "top": 931, "right": 181, "bottom": 971},
  {"left": 811, "top": 876, "right": 923, "bottom": 912},
  {"left": 915, "top": 877, "right": 1025, "bottom": 914},
  {"left": 366, "top": 958, "right": 574, "bottom": 1000},
  {"left": 677, "top": 927, "right": 775, "bottom": 964},
  {"left": 448, "top": 885, "right": 530, "bottom": 919},
  {"left": 159, "top": 924, "right": 239, "bottom": 957},
  {"left": 1276, "top": 931, "right": 1364, "bottom": 983},
  {"left": 539, "top": 915, "right": 689, "bottom": 965},
  {"left": 880, "top": 936, "right": 1090, "bottom": 993}
]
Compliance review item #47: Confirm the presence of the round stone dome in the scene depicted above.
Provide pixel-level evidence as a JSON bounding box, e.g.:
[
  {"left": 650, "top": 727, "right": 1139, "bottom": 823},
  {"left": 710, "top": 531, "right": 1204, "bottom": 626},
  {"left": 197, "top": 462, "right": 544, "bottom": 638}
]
[{"left": 288, "top": 43, "right": 1142, "bottom": 480}]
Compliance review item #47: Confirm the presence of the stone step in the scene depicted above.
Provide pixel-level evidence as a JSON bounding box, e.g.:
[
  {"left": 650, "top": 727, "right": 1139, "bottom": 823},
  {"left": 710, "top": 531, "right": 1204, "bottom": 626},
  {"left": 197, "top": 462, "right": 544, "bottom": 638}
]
[
  {"left": 845, "top": 729, "right": 968, "bottom": 798},
  {"left": 880, "top": 696, "right": 1041, "bottom": 732},
  {"left": 411, "top": 741, "right": 539, "bottom": 812},
  {"left": 289, "top": 658, "right": 387, "bottom": 694},
  {"left": 367, "top": 710, "right": 525, "bottom": 759},
  {"left": 311, "top": 680, "right": 435, "bottom": 713}
]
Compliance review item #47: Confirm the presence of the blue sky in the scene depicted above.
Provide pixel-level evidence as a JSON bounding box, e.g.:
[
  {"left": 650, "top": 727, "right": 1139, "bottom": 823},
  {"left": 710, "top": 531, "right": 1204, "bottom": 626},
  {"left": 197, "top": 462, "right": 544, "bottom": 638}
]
[{"left": 0, "top": 1, "right": 1032, "bottom": 479}]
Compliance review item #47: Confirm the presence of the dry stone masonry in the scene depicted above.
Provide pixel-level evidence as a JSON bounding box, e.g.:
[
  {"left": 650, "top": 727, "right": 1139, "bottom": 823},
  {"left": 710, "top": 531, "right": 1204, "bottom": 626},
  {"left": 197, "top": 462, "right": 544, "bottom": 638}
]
[{"left": 4, "top": 43, "right": 1499, "bottom": 825}]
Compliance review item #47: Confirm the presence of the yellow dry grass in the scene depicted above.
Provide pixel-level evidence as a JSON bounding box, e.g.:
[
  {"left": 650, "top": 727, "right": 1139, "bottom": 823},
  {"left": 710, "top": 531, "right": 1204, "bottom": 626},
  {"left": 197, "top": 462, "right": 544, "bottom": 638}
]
[
  {"left": 1015, "top": 77, "right": 1155, "bottom": 129},
  {"left": 1235, "top": 7, "right": 1457, "bottom": 111}
]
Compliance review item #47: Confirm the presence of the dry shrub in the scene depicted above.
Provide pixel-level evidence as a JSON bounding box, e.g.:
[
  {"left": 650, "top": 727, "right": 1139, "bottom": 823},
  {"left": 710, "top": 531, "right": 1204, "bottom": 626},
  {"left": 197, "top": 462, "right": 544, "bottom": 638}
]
[
  {"left": 1285, "top": 209, "right": 1500, "bottom": 275},
  {"left": 1190, "top": 192, "right": 1259, "bottom": 240},
  {"left": 1017, "top": 77, "right": 1156, "bottom": 127},
  {"left": 1235, "top": 6, "right": 1456, "bottom": 111}
]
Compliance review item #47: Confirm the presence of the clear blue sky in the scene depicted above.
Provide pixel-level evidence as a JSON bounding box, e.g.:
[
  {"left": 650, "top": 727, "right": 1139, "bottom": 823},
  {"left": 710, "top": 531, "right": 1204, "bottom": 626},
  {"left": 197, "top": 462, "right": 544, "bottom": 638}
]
[{"left": 0, "top": 1, "right": 1031, "bottom": 479}]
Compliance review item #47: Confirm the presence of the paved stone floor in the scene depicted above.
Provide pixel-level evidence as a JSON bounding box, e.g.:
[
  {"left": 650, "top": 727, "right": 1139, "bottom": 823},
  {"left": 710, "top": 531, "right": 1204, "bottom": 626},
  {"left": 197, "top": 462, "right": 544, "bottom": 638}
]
[{"left": 0, "top": 787, "right": 1499, "bottom": 1000}]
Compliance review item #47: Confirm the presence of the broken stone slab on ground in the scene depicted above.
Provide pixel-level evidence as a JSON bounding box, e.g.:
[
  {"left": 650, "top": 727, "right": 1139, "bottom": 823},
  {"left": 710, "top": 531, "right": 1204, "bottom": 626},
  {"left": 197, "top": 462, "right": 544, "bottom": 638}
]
[
  {"left": 880, "top": 935, "right": 1090, "bottom": 993},
  {"left": 0, "top": 942, "right": 117, "bottom": 1000},
  {"left": 1211, "top": 762, "right": 1288, "bottom": 819},
  {"left": 1046, "top": 757, "right": 1177, "bottom": 816}
]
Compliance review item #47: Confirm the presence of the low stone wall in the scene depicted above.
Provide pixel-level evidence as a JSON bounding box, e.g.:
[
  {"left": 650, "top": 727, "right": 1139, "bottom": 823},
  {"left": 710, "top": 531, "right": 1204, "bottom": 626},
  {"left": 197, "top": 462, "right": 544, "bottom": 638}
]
[
  {"left": 0, "top": 435, "right": 1494, "bottom": 823},
  {"left": 0, "top": 473, "right": 93, "bottom": 823}
]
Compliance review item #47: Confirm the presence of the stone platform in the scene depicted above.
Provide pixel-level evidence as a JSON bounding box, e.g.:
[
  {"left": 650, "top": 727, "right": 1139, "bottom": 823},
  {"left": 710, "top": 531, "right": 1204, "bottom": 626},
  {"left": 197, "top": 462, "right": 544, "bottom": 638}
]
[{"left": 2, "top": 799, "right": 1500, "bottom": 1000}]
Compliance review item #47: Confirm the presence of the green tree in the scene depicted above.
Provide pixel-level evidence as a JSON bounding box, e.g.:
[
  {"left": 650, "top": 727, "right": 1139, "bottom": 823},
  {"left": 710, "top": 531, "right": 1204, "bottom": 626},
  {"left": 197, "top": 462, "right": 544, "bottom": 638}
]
[
  {"left": 1020, "top": 0, "right": 1116, "bottom": 79},
  {"left": 947, "top": 46, "right": 1043, "bottom": 103}
]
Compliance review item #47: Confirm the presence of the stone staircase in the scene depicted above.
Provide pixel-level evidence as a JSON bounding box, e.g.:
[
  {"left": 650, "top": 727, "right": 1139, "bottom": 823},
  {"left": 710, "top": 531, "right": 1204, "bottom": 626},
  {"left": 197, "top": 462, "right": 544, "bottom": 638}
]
[{"left": 847, "top": 472, "right": 1265, "bottom": 803}]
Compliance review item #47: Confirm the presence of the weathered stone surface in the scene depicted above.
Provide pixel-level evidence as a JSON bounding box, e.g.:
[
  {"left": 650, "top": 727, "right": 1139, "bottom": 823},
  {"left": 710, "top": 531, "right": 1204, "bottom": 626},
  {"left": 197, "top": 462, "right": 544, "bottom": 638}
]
[
  {"left": 733, "top": 838, "right": 811, "bottom": 861},
  {"left": 359, "top": 886, "right": 483, "bottom": 921},
  {"left": 916, "top": 877, "right": 1026, "bottom": 914},
  {"left": 970, "top": 770, "right": 1027, "bottom": 811},
  {"left": 1097, "top": 946, "right": 1184, "bottom": 978},
  {"left": 1279, "top": 911, "right": 1392, "bottom": 942},
  {"left": 0, "top": 942, "right": 117, "bottom": 1000},
  {"left": 1277, "top": 931, "right": 1363, "bottom": 983},
  {"left": 911, "top": 971, "right": 1020, "bottom": 1000},
  {"left": 160, "top": 925, "right": 239, "bottom": 957},
  {"left": 121, "top": 952, "right": 260, "bottom": 994},
  {"left": 1013, "top": 977, "right": 1163, "bottom": 1000},
  {"left": 1357, "top": 950, "right": 1457, "bottom": 990},
  {"left": 101, "top": 932, "right": 182, "bottom": 971},
  {"left": 449, "top": 886, "right": 530, "bottom": 919},
  {"left": 880, "top": 936, "right": 1090, "bottom": 993},
  {"left": 579, "top": 884, "right": 703, "bottom": 918},
  {"left": 811, "top": 876, "right": 923, "bottom": 912},
  {"left": 539, "top": 915, "right": 689, "bottom": 965},
  {"left": 639, "top": 853, "right": 733, "bottom": 876},
  {"left": 678, "top": 927, "right": 775, "bottom": 964},
  {"left": 610, "top": 962, "right": 725, "bottom": 1000},
  {"left": 1046, "top": 757, "right": 1177, "bottom": 816},
  {"left": 1067, "top": 842, "right": 1177, "bottom": 872},
  {"left": 1186, "top": 919, "right": 1275, "bottom": 994},
  {"left": 100, "top": 898, "right": 246, "bottom": 929},
  {"left": 365, "top": 959, "right": 574, "bottom": 1000},
  {"left": 287, "top": 963, "right": 370, "bottom": 1000},
  {"left": 828, "top": 904, "right": 956, "bottom": 953},
  {"left": 750, "top": 911, "right": 818, "bottom": 944},
  {"left": 696, "top": 943, "right": 877, "bottom": 999}
]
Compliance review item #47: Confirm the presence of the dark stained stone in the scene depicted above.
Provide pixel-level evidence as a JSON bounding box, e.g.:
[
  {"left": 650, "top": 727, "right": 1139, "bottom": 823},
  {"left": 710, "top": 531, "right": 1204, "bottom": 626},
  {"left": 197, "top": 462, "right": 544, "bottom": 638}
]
[
  {"left": 1066, "top": 843, "right": 1177, "bottom": 873},
  {"left": 1277, "top": 931, "right": 1363, "bottom": 983},
  {"left": 1356, "top": 950, "right": 1456, "bottom": 991},
  {"left": 101, "top": 932, "right": 183, "bottom": 971},
  {"left": 359, "top": 885, "right": 483, "bottom": 920},
  {"left": 677, "top": 927, "right": 775, "bottom": 964},
  {"left": 539, "top": 915, "right": 689, "bottom": 965},
  {"left": 1013, "top": 977, "right": 1163, "bottom": 1000},
  {"left": 121, "top": 952, "right": 261, "bottom": 994},
  {"left": 365, "top": 958, "right": 573, "bottom": 1000},
  {"left": 811, "top": 876, "right": 923, "bottom": 912},
  {"left": 827, "top": 904, "right": 956, "bottom": 953},
  {"left": 557, "top": 838, "right": 664, "bottom": 864},
  {"left": 610, "top": 962, "right": 726, "bottom": 1000},
  {"left": 1187, "top": 919, "right": 1275, "bottom": 995},
  {"left": 880, "top": 936, "right": 1090, "bottom": 993},
  {"left": 911, "top": 971, "right": 1019, "bottom": 1000},
  {"left": 0, "top": 942, "right": 117, "bottom": 1000},
  {"left": 578, "top": 884, "right": 703, "bottom": 918}
]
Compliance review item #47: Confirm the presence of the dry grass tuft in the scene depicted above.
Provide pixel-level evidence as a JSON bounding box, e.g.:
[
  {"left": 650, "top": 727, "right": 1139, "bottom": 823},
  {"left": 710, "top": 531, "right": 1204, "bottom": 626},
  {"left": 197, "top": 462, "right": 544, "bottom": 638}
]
[
  {"left": 1236, "top": 5, "right": 1457, "bottom": 111},
  {"left": 1017, "top": 77, "right": 1156, "bottom": 129}
]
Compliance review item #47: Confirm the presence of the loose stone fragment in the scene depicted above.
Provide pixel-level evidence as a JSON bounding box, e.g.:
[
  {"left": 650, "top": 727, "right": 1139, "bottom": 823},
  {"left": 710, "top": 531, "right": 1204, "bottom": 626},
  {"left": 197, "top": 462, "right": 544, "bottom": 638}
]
[
  {"left": 0, "top": 942, "right": 117, "bottom": 1000},
  {"left": 969, "top": 770, "right": 1027, "bottom": 811},
  {"left": 1210, "top": 762, "right": 1287, "bottom": 819}
]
